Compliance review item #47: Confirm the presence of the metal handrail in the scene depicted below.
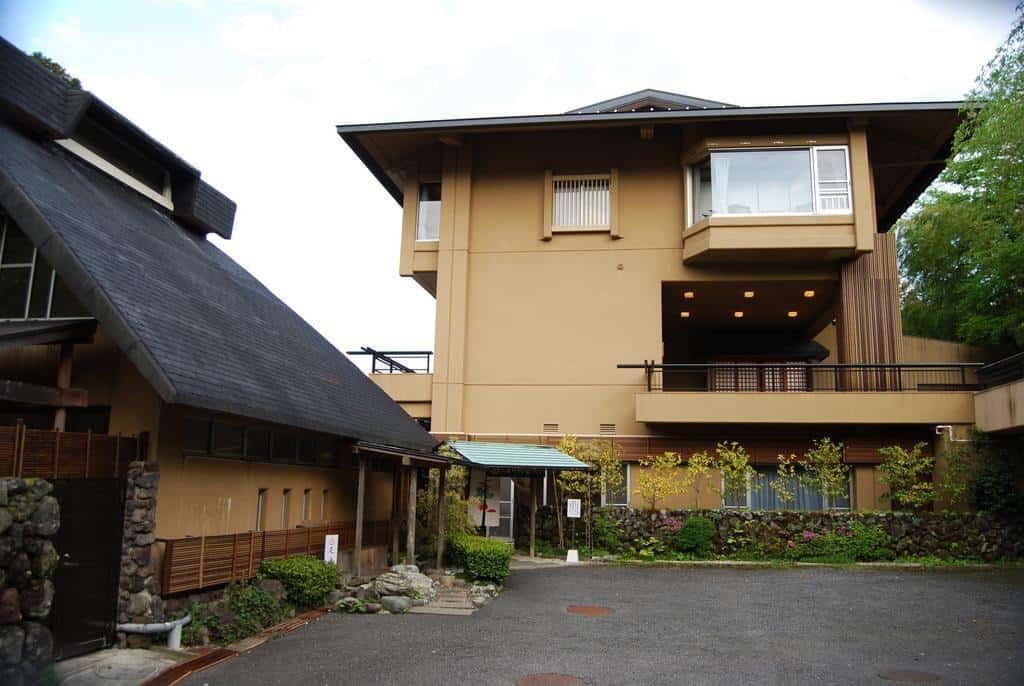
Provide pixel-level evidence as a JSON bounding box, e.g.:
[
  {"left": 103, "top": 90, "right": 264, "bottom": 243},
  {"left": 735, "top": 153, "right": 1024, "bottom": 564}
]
[
  {"left": 347, "top": 346, "right": 433, "bottom": 374},
  {"left": 617, "top": 361, "right": 984, "bottom": 393}
]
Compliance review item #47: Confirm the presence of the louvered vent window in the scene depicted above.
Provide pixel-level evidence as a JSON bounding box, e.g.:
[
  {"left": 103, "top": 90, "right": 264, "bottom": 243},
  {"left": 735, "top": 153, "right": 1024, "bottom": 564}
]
[
  {"left": 543, "top": 423, "right": 559, "bottom": 434},
  {"left": 599, "top": 423, "right": 616, "bottom": 435},
  {"left": 552, "top": 175, "right": 610, "bottom": 230}
]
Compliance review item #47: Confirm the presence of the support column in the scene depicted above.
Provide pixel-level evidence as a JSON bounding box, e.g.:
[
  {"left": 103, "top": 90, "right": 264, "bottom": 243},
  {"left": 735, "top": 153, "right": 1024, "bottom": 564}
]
[
  {"left": 435, "top": 467, "right": 447, "bottom": 570},
  {"left": 354, "top": 455, "right": 366, "bottom": 578},
  {"left": 390, "top": 467, "right": 401, "bottom": 565},
  {"left": 530, "top": 475, "right": 539, "bottom": 558},
  {"left": 406, "top": 468, "right": 417, "bottom": 564},
  {"left": 52, "top": 342, "right": 73, "bottom": 431}
]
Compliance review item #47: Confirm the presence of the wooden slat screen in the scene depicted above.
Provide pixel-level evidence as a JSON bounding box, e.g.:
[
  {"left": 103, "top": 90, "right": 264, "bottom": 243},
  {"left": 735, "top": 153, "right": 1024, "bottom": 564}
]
[
  {"left": 0, "top": 426, "right": 137, "bottom": 479},
  {"left": 160, "top": 520, "right": 391, "bottom": 595}
]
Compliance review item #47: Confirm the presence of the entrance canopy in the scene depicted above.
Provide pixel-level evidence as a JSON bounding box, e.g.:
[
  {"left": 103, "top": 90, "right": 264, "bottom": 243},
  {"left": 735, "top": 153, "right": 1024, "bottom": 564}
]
[{"left": 447, "top": 440, "right": 590, "bottom": 477}]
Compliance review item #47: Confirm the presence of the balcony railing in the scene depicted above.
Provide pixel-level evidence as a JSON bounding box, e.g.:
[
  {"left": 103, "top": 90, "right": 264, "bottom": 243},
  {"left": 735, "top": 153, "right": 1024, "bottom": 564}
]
[
  {"left": 618, "top": 362, "right": 984, "bottom": 393},
  {"left": 978, "top": 352, "right": 1024, "bottom": 389},
  {"left": 347, "top": 347, "right": 432, "bottom": 374}
]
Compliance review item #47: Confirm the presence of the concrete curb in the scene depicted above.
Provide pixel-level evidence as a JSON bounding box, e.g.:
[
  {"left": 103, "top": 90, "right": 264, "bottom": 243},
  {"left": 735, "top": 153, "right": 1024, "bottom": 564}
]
[{"left": 593, "top": 558, "right": 1008, "bottom": 570}]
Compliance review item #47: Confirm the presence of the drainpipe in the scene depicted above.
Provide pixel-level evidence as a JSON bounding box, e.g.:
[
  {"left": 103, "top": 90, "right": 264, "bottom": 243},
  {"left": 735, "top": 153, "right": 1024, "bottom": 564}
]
[
  {"left": 116, "top": 614, "right": 191, "bottom": 650},
  {"left": 935, "top": 425, "right": 971, "bottom": 442}
]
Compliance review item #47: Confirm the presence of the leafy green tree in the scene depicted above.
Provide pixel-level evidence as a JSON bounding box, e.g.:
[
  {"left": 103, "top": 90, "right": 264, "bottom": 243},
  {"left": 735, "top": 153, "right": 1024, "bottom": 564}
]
[
  {"left": 634, "top": 452, "right": 684, "bottom": 510},
  {"left": 877, "top": 442, "right": 936, "bottom": 510},
  {"left": 30, "top": 52, "right": 82, "bottom": 89},
  {"left": 799, "top": 438, "right": 850, "bottom": 510},
  {"left": 898, "top": 6, "right": 1024, "bottom": 348}
]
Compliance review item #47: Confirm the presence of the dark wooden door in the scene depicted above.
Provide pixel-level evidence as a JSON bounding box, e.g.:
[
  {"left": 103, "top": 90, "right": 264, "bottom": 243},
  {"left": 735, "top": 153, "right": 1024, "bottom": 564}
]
[{"left": 50, "top": 479, "right": 124, "bottom": 660}]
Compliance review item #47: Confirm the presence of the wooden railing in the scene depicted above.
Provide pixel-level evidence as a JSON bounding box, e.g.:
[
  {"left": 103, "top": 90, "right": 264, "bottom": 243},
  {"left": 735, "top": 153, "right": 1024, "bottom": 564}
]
[
  {"left": 159, "top": 520, "right": 390, "bottom": 595},
  {"left": 0, "top": 424, "right": 138, "bottom": 479}
]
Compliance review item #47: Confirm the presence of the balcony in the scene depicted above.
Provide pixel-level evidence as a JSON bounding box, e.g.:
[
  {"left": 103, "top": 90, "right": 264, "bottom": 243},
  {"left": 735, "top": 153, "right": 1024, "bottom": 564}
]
[
  {"left": 683, "top": 215, "right": 858, "bottom": 264},
  {"left": 620, "top": 362, "right": 981, "bottom": 425},
  {"left": 348, "top": 348, "right": 433, "bottom": 419},
  {"left": 974, "top": 353, "right": 1024, "bottom": 433}
]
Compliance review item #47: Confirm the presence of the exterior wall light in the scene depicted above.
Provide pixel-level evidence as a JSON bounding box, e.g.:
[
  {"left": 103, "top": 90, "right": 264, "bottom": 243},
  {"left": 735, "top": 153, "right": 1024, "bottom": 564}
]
[
  {"left": 680, "top": 311, "right": 690, "bottom": 318},
  {"left": 803, "top": 290, "right": 816, "bottom": 298},
  {"left": 787, "top": 311, "right": 798, "bottom": 318},
  {"left": 733, "top": 311, "right": 744, "bottom": 318},
  {"left": 683, "top": 291, "right": 695, "bottom": 299},
  {"left": 743, "top": 291, "right": 755, "bottom": 298}
]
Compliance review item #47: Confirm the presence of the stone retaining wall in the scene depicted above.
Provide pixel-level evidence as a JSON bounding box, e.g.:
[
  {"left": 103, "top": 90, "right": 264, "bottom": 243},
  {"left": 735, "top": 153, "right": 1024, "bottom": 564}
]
[
  {"left": 0, "top": 477, "right": 59, "bottom": 685},
  {"left": 117, "top": 461, "right": 163, "bottom": 648}
]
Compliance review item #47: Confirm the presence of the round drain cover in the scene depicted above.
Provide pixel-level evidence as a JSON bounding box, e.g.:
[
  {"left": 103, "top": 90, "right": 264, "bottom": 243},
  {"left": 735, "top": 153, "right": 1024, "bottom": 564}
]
[
  {"left": 878, "top": 669, "right": 942, "bottom": 683},
  {"left": 566, "top": 605, "right": 613, "bottom": 616},
  {"left": 516, "top": 674, "right": 584, "bottom": 686}
]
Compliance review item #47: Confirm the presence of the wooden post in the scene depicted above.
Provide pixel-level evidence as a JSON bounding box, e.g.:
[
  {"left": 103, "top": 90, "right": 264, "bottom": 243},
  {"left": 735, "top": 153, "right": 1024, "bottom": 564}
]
[
  {"left": 52, "top": 342, "right": 73, "bottom": 431},
  {"left": 530, "top": 475, "right": 539, "bottom": 558},
  {"left": 198, "top": 536, "right": 206, "bottom": 588},
  {"left": 435, "top": 467, "right": 447, "bottom": 570},
  {"left": 406, "top": 468, "right": 417, "bottom": 564},
  {"left": 390, "top": 467, "right": 400, "bottom": 565},
  {"left": 248, "top": 531, "right": 256, "bottom": 578},
  {"left": 354, "top": 455, "right": 367, "bottom": 577},
  {"left": 230, "top": 533, "right": 238, "bottom": 582}
]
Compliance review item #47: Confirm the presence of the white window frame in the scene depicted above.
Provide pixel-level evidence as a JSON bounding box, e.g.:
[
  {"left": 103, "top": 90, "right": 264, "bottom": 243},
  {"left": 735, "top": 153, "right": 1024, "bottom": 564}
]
[
  {"left": 551, "top": 173, "right": 612, "bottom": 232},
  {"left": 321, "top": 489, "right": 329, "bottom": 521},
  {"left": 280, "top": 489, "right": 291, "bottom": 528},
  {"left": 415, "top": 181, "right": 441, "bottom": 242},
  {"left": 601, "top": 462, "right": 630, "bottom": 507},
  {"left": 722, "top": 468, "right": 854, "bottom": 511},
  {"left": 688, "top": 145, "right": 852, "bottom": 224},
  {"left": 302, "top": 488, "right": 312, "bottom": 521},
  {"left": 255, "top": 489, "right": 267, "bottom": 531}
]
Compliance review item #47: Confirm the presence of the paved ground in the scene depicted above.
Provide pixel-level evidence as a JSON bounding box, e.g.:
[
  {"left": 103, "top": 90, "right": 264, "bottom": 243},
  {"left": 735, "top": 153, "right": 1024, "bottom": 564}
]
[
  {"left": 182, "top": 565, "right": 1024, "bottom": 686},
  {"left": 55, "top": 648, "right": 184, "bottom": 686}
]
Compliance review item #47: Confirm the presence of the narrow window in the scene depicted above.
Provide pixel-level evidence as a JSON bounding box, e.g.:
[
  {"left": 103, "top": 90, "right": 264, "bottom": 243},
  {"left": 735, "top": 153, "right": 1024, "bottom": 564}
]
[
  {"left": 280, "top": 489, "right": 291, "bottom": 528},
  {"left": 321, "top": 489, "right": 328, "bottom": 521},
  {"left": 255, "top": 489, "right": 268, "bottom": 531},
  {"left": 303, "top": 488, "right": 312, "bottom": 521},
  {"left": 416, "top": 183, "right": 441, "bottom": 241},
  {"left": 552, "top": 174, "right": 611, "bottom": 230},
  {"left": 813, "top": 147, "right": 852, "bottom": 212}
]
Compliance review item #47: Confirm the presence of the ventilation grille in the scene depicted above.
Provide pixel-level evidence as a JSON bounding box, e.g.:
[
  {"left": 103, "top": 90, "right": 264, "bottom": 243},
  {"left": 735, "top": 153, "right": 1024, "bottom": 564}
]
[
  {"left": 552, "top": 175, "right": 610, "bottom": 228},
  {"left": 542, "top": 423, "right": 559, "bottom": 434},
  {"left": 599, "top": 423, "right": 616, "bottom": 435}
]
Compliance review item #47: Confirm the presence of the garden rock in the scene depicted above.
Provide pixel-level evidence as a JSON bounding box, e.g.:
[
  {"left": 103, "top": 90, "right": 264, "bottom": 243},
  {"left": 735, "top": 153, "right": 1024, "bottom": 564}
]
[
  {"left": 20, "top": 623, "right": 51, "bottom": 668},
  {"left": 259, "top": 579, "right": 287, "bottom": 602},
  {"left": 354, "top": 583, "right": 378, "bottom": 601},
  {"left": 0, "top": 589, "right": 20, "bottom": 624},
  {"left": 372, "top": 569, "right": 438, "bottom": 602},
  {"left": 0, "top": 625, "right": 24, "bottom": 665},
  {"left": 19, "top": 581, "right": 53, "bottom": 619},
  {"left": 326, "top": 589, "right": 343, "bottom": 605},
  {"left": 380, "top": 595, "right": 411, "bottom": 614},
  {"left": 363, "top": 602, "right": 381, "bottom": 614}
]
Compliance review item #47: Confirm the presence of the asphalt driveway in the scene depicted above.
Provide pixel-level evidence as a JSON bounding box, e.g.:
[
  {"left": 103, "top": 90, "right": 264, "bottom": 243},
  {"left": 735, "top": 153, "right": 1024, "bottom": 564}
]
[{"left": 183, "top": 565, "right": 1024, "bottom": 686}]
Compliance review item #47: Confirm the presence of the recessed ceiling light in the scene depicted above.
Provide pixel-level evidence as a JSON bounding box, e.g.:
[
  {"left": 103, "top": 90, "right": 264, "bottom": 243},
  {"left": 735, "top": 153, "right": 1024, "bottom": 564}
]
[
  {"left": 733, "top": 311, "right": 744, "bottom": 318},
  {"left": 803, "top": 290, "right": 816, "bottom": 298},
  {"left": 683, "top": 291, "right": 695, "bottom": 299},
  {"left": 680, "top": 311, "right": 690, "bottom": 318},
  {"left": 743, "top": 290, "right": 755, "bottom": 299},
  {"left": 788, "top": 311, "right": 798, "bottom": 318}
]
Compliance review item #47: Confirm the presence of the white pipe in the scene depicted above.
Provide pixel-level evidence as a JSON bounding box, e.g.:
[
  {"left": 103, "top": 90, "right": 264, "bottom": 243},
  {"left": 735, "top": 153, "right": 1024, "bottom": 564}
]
[
  {"left": 935, "top": 425, "right": 972, "bottom": 443},
  {"left": 117, "top": 614, "right": 191, "bottom": 650}
]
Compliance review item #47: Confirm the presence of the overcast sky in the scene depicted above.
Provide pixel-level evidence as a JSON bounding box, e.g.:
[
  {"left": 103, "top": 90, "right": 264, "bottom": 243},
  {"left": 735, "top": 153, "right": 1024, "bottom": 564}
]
[{"left": 0, "top": 0, "right": 1017, "bottom": 369}]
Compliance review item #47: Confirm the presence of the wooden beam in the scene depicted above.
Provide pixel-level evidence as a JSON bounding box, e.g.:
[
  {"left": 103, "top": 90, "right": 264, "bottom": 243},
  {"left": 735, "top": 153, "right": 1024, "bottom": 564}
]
[
  {"left": 435, "top": 467, "right": 447, "bottom": 570},
  {"left": 406, "top": 468, "right": 417, "bottom": 564},
  {"left": 53, "top": 342, "right": 74, "bottom": 430},
  {"left": 530, "top": 476, "right": 539, "bottom": 558},
  {"left": 354, "top": 455, "right": 367, "bottom": 578},
  {"left": 0, "top": 379, "right": 87, "bottom": 408}
]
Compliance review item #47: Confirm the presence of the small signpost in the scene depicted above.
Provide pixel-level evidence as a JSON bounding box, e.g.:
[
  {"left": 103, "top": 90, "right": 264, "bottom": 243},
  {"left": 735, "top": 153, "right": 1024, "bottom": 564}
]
[
  {"left": 566, "top": 498, "right": 581, "bottom": 563},
  {"left": 323, "top": 534, "right": 339, "bottom": 565}
]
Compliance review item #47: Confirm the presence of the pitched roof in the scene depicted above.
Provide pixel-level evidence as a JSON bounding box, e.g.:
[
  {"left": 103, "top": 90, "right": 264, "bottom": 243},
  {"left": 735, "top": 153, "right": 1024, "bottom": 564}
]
[
  {"left": 0, "top": 122, "right": 437, "bottom": 454},
  {"left": 448, "top": 440, "right": 590, "bottom": 471},
  {"left": 566, "top": 88, "right": 736, "bottom": 114}
]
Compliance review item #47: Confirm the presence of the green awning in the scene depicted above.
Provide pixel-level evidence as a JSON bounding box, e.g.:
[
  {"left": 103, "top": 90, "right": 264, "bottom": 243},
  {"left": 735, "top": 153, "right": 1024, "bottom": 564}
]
[{"left": 447, "top": 440, "right": 590, "bottom": 472}]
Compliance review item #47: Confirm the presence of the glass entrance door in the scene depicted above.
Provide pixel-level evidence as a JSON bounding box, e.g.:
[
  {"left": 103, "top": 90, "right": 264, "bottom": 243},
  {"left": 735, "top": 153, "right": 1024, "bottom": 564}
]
[{"left": 487, "top": 477, "right": 515, "bottom": 539}]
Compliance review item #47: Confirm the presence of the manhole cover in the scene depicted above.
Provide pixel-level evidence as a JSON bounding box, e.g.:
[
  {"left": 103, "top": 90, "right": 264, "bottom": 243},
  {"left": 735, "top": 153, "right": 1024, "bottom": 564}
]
[
  {"left": 566, "top": 605, "right": 613, "bottom": 616},
  {"left": 878, "top": 669, "right": 942, "bottom": 683},
  {"left": 516, "top": 674, "right": 585, "bottom": 686}
]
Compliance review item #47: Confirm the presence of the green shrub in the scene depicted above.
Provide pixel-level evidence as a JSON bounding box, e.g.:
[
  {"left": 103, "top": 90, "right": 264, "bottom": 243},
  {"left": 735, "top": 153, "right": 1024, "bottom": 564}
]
[
  {"left": 672, "top": 516, "right": 715, "bottom": 556},
  {"left": 449, "top": 533, "right": 512, "bottom": 583},
  {"left": 182, "top": 582, "right": 286, "bottom": 646},
  {"left": 593, "top": 507, "right": 625, "bottom": 552},
  {"left": 784, "top": 522, "right": 893, "bottom": 562},
  {"left": 259, "top": 555, "right": 337, "bottom": 608}
]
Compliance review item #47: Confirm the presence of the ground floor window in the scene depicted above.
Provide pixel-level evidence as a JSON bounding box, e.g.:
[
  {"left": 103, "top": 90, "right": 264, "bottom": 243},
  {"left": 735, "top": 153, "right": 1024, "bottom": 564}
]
[{"left": 724, "top": 467, "right": 850, "bottom": 511}]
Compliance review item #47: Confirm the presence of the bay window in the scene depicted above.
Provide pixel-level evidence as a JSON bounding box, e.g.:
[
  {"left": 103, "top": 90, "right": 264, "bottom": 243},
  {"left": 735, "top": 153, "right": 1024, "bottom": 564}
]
[{"left": 691, "top": 146, "right": 851, "bottom": 223}]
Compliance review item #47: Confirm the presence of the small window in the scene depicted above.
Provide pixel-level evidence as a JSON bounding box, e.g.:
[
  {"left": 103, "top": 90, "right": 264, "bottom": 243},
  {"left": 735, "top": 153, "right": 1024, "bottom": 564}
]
[
  {"left": 0, "top": 215, "right": 89, "bottom": 320},
  {"left": 298, "top": 437, "right": 318, "bottom": 464},
  {"left": 255, "top": 489, "right": 268, "bottom": 531},
  {"left": 246, "top": 427, "right": 271, "bottom": 460},
  {"left": 303, "top": 489, "right": 312, "bottom": 521},
  {"left": 552, "top": 175, "right": 610, "bottom": 230},
  {"left": 602, "top": 462, "right": 629, "bottom": 506},
  {"left": 813, "top": 147, "right": 852, "bottom": 212},
  {"left": 272, "top": 433, "right": 297, "bottom": 463},
  {"left": 212, "top": 422, "right": 244, "bottom": 457},
  {"left": 183, "top": 417, "right": 211, "bottom": 454},
  {"left": 321, "top": 489, "right": 328, "bottom": 521},
  {"left": 280, "top": 489, "right": 291, "bottom": 528},
  {"left": 416, "top": 183, "right": 441, "bottom": 241}
]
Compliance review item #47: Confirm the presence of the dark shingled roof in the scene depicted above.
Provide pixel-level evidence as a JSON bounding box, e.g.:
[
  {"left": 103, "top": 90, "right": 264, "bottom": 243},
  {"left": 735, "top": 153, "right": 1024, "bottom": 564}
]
[{"left": 0, "top": 120, "right": 437, "bottom": 453}]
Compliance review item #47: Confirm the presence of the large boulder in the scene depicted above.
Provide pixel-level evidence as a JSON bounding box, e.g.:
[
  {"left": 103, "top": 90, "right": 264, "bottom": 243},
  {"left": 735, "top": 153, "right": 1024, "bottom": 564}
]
[
  {"left": 26, "top": 496, "right": 59, "bottom": 537},
  {"left": 21, "top": 581, "right": 54, "bottom": 620},
  {"left": 20, "top": 622, "right": 52, "bottom": 668},
  {"left": 0, "top": 625, "right": 24, "bottom": 665},
  {"left": 372, "top": 569, "right": 438, "bottom": 602},
  {"left": 0, "top": 589, "right": 20, "bottom": 625},
  {"left": 379, "top": 595, "right": 411, "bottom": 614}
]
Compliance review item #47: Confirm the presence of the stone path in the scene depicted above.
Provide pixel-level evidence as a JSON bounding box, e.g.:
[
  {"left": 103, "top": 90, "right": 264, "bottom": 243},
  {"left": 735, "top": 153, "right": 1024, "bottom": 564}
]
[{"left": 409, "top": 587, "right": 475, "bottom": 616}]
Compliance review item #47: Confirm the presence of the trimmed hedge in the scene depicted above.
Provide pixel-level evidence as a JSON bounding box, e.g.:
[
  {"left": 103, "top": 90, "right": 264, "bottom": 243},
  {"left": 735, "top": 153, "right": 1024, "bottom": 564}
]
[
  {"left": 672, "top": 516, "right": 715, "bottom": 556},
  {"left": 449, "top": 533, "right": 513, "bottom": 583},
  {"left": 259, "top": 555, "right": 337, "bottom": 608}
]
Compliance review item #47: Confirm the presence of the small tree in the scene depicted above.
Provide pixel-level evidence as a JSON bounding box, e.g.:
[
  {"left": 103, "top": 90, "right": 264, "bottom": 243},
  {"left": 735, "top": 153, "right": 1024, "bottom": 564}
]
[
  {"left": 715, "top": 442, "right": 757, "bottom": 506},
  {"left": 937, "top": 441, "right": 976, "bottom": 508},
  {"left": 877, "top": 442, "right": 936, "bottom": 510},
  {"left": 799, "top": 438, "right": 850, "bottom": 511},
  {"left": 769, "top": 453, "right": 799, "bottom": 506},
  {"left": 556, "top": 437, "right": 625, "bottom": 548},
  {"left": 684, "top": 450, "right": 716, "bottom": 509},
  {"left": 634, "top": 452, "right": 684, "bottom": 510}
]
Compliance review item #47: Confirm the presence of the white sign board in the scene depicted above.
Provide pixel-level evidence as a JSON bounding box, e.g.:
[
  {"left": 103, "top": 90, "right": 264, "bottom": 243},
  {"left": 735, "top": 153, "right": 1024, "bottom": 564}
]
[
  {"left": 467, "top": 468, "right": 500, "bottom": 528},
  {"left": 566, "top": 498, "right": 582, "bottom": 519},
  {"left": 323, "top": 534, "right": 339, "bottom": 564}
]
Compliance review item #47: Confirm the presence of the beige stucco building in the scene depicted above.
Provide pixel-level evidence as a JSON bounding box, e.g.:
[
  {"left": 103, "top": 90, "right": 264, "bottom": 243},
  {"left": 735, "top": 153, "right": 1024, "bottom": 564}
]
[{"left": 338, "top": 88, "right": 1012, "bottom": 514}]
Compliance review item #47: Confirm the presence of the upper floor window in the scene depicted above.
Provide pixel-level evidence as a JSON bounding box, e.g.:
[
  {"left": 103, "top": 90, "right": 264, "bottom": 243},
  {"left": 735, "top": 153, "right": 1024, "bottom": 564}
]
[
  {"left": 0, "top": 213, "right": 89, "bottom": 321},
  {"left": 416, "top": 182, "right": 441, "bottom": 241},
  {"left": 552, "top": 174, "right": 611, "bottom": 230},
  {"left": 691, "top": 146, "right": 851, "bottom": 223}
]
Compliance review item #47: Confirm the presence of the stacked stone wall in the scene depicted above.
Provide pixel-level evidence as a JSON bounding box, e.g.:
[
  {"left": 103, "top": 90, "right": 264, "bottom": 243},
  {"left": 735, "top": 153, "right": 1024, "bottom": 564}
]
[{"left": 117, "top": 461, "right": 163, "bottom": 648}]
